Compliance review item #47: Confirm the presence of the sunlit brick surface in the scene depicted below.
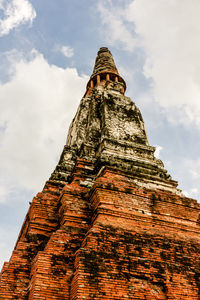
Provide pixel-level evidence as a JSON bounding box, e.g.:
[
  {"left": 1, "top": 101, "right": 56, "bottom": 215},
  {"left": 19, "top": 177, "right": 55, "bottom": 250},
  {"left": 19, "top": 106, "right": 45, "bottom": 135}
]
[{"left": 1, "top": 163, "right": 200, "bottom": 299}]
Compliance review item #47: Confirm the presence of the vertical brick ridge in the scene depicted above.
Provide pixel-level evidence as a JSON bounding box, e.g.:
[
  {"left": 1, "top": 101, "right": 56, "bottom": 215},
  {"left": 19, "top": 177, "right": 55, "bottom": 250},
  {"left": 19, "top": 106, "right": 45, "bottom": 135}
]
[
  {"left": 0, "top": 180, "right": 65, "bottom": 298},
  {"left": 27, "top": 159, "right": 94, "bottom": 299}
]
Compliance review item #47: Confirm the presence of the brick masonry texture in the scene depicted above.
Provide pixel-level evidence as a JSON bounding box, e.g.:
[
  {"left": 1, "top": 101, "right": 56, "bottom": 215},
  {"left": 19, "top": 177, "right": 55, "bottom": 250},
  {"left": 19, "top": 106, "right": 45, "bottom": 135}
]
[{"left": 0, "top": 48, "right": 200, "bottom": 299}]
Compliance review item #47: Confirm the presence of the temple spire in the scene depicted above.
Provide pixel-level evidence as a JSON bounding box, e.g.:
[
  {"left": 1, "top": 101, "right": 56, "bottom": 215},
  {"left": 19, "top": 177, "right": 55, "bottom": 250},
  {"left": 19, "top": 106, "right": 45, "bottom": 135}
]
[
  {"left": 92, "top": 47, "right": 119, "bottom": 77},
  {"left": 86, "top": 47, "right": 126, "bottom": 95},
  {"left": 52, "top": 47, "right": 176, "bottom": 192},
  {"left": 1, "top": 46, "right": 199, "bottom": 300}
]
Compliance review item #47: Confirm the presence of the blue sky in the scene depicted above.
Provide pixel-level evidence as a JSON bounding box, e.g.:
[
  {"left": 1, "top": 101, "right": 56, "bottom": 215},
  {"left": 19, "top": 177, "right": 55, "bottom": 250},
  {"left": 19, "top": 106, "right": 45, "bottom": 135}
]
[{"left": 1, "top": 0, "right": 200, "bottom": 268}]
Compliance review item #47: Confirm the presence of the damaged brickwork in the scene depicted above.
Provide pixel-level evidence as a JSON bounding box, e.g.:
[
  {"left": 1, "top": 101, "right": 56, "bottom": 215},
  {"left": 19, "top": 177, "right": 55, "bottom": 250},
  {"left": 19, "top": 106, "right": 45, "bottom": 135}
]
[{"left": 0, "top": 47, "right": 200, "bottom": 299}]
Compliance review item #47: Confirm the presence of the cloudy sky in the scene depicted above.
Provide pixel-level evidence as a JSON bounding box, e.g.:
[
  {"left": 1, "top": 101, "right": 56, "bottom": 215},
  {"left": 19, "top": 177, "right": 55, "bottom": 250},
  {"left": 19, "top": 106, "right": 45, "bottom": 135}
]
[{"left": 1, "top": 0, "right": 200, "bottom": 268}]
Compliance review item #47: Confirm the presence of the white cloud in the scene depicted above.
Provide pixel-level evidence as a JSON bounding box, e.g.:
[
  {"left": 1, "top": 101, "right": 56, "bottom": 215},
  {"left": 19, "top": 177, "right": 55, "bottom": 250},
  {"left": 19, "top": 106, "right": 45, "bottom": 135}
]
[
  {"left": 190, "top": 169, "right": 200, "bottom": 179},
  {"left": 154, "top": 145, "right": 163, "bottom": 159},
  {"left": 0, "top": 185, "right": 7, "bottom": 203},
  {"left": 188, "top": 159, "right": 200, "bottom": 180},
  {"left": 98, "top": 0, "right": 200, "bottom": 128},
  {"left": 178, "top": 158, "right": 200, "bottom": 199},
  {"left": 183, "top": 188, "right": 198, "bottom": 198},
  {"left": 0, "top": 49, "right": 88, "bottom": 194},
  {"left": 60, "top": 45, "right": 74, "bottom": 58},
  {"left": 0, "top": 0, "right": 36, "bottom": 36},
  {"left": 191, "top": 188, "right": 198, "bottom": 194},
  {"left": 97, "top": 1, "right": 136, "bottom": 51},
  {"left": 0, "top": 227, "right": 16, "bottom": 269}
]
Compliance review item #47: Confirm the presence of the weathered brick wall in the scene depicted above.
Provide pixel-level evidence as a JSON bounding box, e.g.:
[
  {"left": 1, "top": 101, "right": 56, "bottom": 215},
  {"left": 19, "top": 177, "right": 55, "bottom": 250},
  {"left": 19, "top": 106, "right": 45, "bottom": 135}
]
[
  {"left": 69, "top": 166, "right": 200, "bottom": 299},
  {"left": 74, "top": 225, "right": 200, "bottom": 299},
  {"left": 0, "top": 160, "right": 200, "bottom": 299},
  {"left": 0, "top": 180, "right": 64, "bottom": 299}
]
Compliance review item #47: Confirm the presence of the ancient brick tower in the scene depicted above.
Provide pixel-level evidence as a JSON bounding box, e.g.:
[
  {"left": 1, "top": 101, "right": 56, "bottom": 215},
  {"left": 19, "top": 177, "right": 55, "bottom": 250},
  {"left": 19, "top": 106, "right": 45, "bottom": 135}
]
[{"left": 0, "top": 47, "right": 200, "bottom": 299}]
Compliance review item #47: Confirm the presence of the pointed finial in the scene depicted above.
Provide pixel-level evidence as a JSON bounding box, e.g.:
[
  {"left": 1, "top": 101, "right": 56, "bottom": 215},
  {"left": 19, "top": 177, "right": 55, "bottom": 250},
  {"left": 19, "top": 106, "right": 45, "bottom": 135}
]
[
  {"left": 86, "top": 47, "right": 126, "bottom": 95},
  {"left": 92, "top": 47, "right": 119, "bottom": 77}
]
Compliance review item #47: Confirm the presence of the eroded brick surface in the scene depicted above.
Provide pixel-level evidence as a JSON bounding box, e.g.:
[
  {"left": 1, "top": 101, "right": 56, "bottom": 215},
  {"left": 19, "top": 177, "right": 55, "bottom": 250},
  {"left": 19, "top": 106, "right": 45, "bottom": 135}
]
[{"left": 1, "top": 47, "right": 200, "bottom": 299}]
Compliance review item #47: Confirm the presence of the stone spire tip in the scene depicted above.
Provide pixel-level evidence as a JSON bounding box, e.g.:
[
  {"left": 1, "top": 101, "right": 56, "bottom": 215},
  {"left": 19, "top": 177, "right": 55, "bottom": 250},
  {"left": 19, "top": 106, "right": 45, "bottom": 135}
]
[
  {"left": 92, "top": 47, "right": 119, "bottom": 77},
  {"left": 85, "top": 47, "right": 126, "bottom": 96}
]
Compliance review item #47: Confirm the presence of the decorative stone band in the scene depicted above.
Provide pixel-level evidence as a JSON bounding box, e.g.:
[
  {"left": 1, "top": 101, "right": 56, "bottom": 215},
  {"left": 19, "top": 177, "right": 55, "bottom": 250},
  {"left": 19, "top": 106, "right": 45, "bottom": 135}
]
[
  {"left": 50, "top": 137, "right": 179, "bottom": 195},
  {"left": 86, "top": 71, "right": 126, "bottom": 96}
]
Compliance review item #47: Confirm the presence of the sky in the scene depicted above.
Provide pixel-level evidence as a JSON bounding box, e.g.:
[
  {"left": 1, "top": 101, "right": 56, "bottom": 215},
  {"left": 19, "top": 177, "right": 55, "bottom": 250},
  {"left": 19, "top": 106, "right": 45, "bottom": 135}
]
[{"left": 0, "top": 0, "right": 200, "bottom": 269}]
